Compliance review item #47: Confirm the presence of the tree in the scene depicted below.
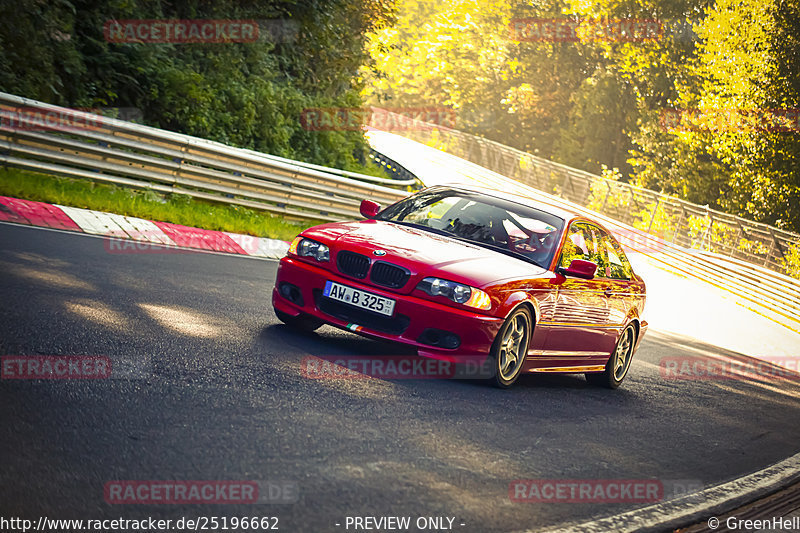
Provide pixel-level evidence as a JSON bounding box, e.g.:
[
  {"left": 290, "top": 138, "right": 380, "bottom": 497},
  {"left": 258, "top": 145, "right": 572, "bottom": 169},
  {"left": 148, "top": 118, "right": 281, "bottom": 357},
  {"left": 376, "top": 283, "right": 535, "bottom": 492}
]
[
  {"left": 365, "top": 0, "right": 800, "bottom": 231},
  {"left": 693, "top": 0, "right": 800, "bottom": 230},
  {"left": 0, "top": 0, "right": 396, "bottom": 174}
]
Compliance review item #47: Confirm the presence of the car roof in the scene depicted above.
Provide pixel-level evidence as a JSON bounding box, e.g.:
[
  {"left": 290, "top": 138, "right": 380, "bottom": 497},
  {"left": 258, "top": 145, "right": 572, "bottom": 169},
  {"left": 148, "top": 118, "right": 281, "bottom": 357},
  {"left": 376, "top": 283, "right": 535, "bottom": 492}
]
[{"left": 425, "top": 183, "right": 583, "bottom": 222}]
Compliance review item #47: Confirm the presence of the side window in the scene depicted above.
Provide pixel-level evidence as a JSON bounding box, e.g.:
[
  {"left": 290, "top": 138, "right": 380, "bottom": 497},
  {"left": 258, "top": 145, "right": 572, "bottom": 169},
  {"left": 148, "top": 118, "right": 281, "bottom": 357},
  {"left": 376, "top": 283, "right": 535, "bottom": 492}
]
[
  {"left": 600, "top": 232, "right": 633, "bottom": 280},
  {"left": 559, "top": 222, "right": 593, "bottom": 269},
  {"left": 587, "top": 226, "right": 610, "bottom": 276},
  {"left": 559, "top": 222, "right": 619, "bottom": 277}
]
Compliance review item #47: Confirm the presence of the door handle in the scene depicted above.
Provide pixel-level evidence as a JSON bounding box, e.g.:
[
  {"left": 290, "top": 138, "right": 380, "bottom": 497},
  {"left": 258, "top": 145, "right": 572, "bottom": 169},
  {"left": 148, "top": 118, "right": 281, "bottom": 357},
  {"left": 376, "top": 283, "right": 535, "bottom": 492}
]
[{"left": 603, "top": 287, "right": 614, "bottom": 297}]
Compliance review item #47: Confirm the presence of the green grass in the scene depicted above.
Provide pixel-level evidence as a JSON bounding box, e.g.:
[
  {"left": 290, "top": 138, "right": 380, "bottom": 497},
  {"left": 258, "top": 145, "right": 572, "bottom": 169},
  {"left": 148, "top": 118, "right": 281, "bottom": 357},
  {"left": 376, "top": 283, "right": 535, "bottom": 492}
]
[{"left": 0, "top": 167, "right": 318, "bottom": 241}]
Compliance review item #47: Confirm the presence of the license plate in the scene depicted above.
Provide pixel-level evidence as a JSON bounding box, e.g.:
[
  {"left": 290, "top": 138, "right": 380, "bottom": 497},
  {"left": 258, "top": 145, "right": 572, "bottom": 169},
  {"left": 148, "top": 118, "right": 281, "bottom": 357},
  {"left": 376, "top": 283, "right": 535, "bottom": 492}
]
[{"left": 323, "top": 281, "right": 396, "bottom": 317}]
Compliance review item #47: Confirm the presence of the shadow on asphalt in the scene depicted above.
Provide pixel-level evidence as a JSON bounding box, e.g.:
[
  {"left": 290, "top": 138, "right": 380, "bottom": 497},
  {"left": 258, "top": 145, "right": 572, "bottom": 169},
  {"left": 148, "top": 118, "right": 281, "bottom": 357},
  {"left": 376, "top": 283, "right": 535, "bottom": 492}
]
[{"left": 259, "top": 322, "right": 631, "bottom": 393}]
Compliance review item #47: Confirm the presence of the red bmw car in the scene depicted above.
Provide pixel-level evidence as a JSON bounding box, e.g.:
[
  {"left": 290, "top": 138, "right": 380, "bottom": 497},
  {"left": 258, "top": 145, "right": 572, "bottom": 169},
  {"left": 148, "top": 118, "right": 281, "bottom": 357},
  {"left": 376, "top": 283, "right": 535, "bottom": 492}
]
[{"left": 272, "top": 185, "right": 647, "bottom": 388}]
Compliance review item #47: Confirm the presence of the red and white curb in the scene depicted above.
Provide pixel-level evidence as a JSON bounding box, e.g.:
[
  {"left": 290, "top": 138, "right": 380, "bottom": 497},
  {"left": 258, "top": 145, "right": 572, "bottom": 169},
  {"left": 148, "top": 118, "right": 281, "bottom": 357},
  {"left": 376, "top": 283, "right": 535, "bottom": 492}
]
[{"left": 0, "top": 196, "right": 290, "bottom": 258}]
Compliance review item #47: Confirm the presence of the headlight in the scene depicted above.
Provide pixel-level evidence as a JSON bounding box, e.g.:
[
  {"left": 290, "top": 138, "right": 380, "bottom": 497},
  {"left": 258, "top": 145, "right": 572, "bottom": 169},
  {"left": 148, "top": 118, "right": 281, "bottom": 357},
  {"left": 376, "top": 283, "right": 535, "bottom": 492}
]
[
  {"left": 288, "top": 237, "right": 329, "bottom": 262},
  {"left": 416, "top": 277, "right": 491, "bottom": 310}
]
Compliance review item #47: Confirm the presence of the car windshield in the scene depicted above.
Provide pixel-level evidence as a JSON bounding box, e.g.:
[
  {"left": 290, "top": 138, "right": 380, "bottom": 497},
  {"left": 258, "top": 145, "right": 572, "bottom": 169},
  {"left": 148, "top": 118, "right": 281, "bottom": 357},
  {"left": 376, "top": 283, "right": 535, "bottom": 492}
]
[{"left": 378, "top": 189, "right": 564, "bottom": 268}]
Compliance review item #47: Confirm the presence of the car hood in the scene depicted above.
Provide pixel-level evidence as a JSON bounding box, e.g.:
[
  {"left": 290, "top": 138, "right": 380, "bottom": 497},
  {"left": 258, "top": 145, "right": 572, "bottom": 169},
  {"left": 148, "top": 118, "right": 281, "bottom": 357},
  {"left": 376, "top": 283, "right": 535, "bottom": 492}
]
[{"left": 302, "top": 220, "right": 548, "bottom": 289}]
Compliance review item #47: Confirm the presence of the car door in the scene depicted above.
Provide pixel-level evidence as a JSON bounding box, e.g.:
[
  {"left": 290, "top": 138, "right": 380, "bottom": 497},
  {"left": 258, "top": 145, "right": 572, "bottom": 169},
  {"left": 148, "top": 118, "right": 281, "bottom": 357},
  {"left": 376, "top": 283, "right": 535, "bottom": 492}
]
[
  {"left": 541, "top": 222, "right": 617, "bottom": 363},
  {"left": 597, "top": 229, "right": 637, "bottom": 336}
]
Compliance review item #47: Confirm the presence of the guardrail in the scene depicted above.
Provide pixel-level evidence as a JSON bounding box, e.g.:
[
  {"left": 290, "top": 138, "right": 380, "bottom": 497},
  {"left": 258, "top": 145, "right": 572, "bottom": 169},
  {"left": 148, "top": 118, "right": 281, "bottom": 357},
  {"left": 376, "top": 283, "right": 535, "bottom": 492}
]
[
  {"left": 0, "top": 93, "right": 411, "bottom": 223},
  {"left": 368, "top": 117, "right": 800, "bottom": 329},
  {"left": 384, "top": 111, "right": 800, "bottom": 280}
]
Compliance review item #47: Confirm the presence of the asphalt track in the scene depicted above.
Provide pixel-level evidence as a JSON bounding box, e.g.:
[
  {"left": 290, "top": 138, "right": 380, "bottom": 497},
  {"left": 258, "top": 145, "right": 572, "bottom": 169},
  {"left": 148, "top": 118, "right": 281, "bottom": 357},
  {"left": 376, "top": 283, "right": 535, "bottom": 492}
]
[{"left": 2, "top": 223, "right": 800, "bottom": 532}]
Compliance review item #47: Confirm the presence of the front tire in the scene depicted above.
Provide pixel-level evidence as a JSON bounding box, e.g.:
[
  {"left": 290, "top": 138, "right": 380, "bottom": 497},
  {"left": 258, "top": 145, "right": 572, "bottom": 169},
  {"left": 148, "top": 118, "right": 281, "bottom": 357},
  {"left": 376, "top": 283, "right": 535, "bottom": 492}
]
[
  {"left": 586, "top": 324, "right": 636, "bottom": 389},
  {"left": 487, "top": 306, "right": 533, "bottom": 388},
  {"left": 275, "top": 309, "right": 324, "bottom": 332}
]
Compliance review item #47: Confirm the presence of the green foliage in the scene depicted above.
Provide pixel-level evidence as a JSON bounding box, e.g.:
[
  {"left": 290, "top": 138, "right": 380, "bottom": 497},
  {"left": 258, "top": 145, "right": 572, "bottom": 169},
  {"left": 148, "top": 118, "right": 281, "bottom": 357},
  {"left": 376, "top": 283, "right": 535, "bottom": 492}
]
[
  {"left": 632, "top": 201, "right": 678, "bottom": 239},
  {"left": 365, "top": 0, "right": 800, "bottom": 235},
  {"left": 0, "top": 167, "right": 316, "bottom": 240},
  {"left": 738, "top": 238, "right": 770, "bottom": 257},
  {"left": 692, "top": 0, "right": 800, "bottom": 231},
  {"left": 363, "top": 0, "right": 602, "bottom": 162},
  {"left": 553, "top": 71, "right": 638, "bottom": 175},
  {"left": 781, "top": 244, "right": 800, "bottom": 279},
  {"left": 0, "top": 0, "right": 395, "bottom": 175},
  {"left": 586, "top": 166, "right": 635, "bottom": 216}
]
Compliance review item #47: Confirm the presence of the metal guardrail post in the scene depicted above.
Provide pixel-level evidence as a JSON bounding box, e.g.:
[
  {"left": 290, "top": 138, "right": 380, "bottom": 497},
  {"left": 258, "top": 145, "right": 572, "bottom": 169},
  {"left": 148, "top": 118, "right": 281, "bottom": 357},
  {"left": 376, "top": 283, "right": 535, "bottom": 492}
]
[
  {"left": 766, "top": 228, "right": 778, "bottom": 268},
  {"left": 600, "top": 181, "right": 612, "bottom": 212},
  {"left": 671, "top": 204, "right": 685, "bottom": 245},
  {"left": 560, "top": 171, "right": 571, "bottom": 198},
  {"left": 646, "top": 196, "right": 660, "bottom": 234},
  {"left": 698, "top": 208, "right": 711, "bottom": 251},
  {"left": 731, "top": 223, "right": 743, "bottom": 258}
]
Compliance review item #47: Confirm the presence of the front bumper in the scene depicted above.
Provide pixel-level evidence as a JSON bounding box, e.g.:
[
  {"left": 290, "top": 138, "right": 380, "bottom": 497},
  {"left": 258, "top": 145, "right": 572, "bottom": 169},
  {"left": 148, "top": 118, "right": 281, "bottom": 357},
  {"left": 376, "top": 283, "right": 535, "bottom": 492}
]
[{"left": 272, "top": 256, "right": 504, "bottom": 361}]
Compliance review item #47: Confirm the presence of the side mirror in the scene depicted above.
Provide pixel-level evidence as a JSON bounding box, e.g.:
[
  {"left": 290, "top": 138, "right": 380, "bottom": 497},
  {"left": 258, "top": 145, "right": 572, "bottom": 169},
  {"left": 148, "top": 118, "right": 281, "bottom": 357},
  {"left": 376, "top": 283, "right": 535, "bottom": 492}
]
[
  {"left": 360, "top": 199, "right": 381, "bottom": 219},
  {"left": 558, "top": 258, "right": 597, "bottom": 280}
]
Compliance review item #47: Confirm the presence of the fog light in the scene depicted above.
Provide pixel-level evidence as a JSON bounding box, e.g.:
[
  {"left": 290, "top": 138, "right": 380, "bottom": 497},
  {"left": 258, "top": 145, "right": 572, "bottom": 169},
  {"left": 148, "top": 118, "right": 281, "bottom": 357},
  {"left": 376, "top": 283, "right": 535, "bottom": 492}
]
[
  {"left": 417, "top": 328, "right": 461, "bottom": 349},
  {"left": 279, "top": 282, "right": 304, "bottom": 306}
]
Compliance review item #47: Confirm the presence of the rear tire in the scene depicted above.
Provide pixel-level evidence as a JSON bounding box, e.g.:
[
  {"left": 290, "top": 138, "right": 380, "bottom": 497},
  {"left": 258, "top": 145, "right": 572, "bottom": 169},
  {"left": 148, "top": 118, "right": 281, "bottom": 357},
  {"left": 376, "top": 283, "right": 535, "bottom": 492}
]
[
  {"left": 586, "top": 324, "right": 636, "bottom": 389},
  {"left": 275, "top": 309, "right": 324, "bottom": 332},
  {"left": 487, "top": 306, "right": 532, "bottom": 388}
]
